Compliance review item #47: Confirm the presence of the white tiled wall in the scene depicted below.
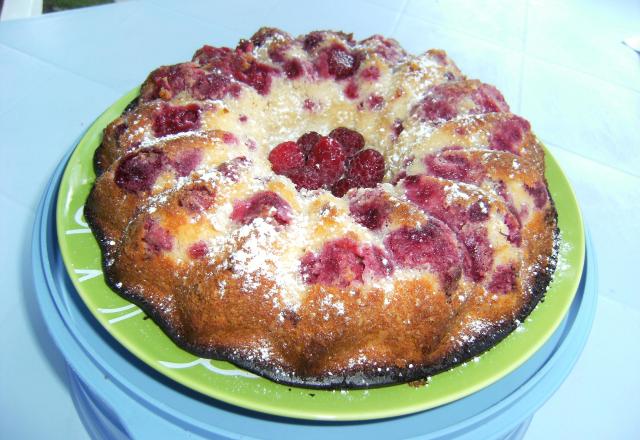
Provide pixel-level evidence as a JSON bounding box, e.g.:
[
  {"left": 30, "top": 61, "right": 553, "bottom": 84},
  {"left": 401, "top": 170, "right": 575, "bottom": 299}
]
[
  {"left": 405, "top": 0, "right": 527, "bottom": 50},
  {"left": 522, "top": 59, "right": 640, "bottom": 176},
  {"left": 526, "top": 0, "right": 640, "bottom": 92}
]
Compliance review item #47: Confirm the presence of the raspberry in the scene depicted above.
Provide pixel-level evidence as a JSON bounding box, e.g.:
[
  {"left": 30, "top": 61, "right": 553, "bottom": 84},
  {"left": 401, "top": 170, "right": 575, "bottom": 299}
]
[
  {"left": 474, "top": 83, "right": 509, "bottom": 113},
  {"left": 391, "top": 119, "right": 404, "bottom": 140},
  {"left": 362, "top": 245, "right": 394, "bottom": 278},
  {"left": 250, "top": 27, "right": 290, "bottom": 47},
  {"left": 488, "top": 264, "right": 517, "bottom": 293},
  {"left": 268, "top": 45, "right": 288, "bottom": 63},
  {"left": 367, "top": 94, "right": 384, "bottom": 110},
  {"left": 289, "top": 167, "right": 324, "bottom": 191},
  {"left": 307, "top": 136, "right": 346, "bottom": 185},
  {"left": 402, "top": 175, "right": 499, "bottom": 282},
  {"left": 489, "top": 115, "right": 531, "bottom": 154},
  {"left": 385, "top": 222, "right": 462, "bottom": 289},
  {"left": 419, "top": 91, "right": 458, "bottom": 122},
  {"left": 268, "top": 141, "right": 305, "bottom": 175},
  {"left": 361, "top": 35, "right": 406, "bottom": 62},
  {"left": 300, "top": 238, "right": 390, "bottom": 287},
  {"left": 296, "top": 131, "right": 321, "bottom": 156},
  {"left": 404, "top": 175, "right": 465, "bottom": 231},
  {"left": 236, "top": 39, "right": 254, "bottom": 53},
  {"left": 329, "top": 127, "right": 365, "bottom": 157},
  {"left": 425, "top": 151, "right": 480, "bottom": 183},
  {"left": 461, "top": 227, "right": 493, "bottom": 282},
  {"left": 271, "top": 129, "right": 384, "bottom": 194},
  {"left": 403, "top": 175, "right": 442, "bottom": 205},
  {"left": 349, "top": 191, "right": 390, "bottom": 230},
  {"left": 360, "top": 66, "right": 380, "bottom": 81},
  {"left": 142, "top": 218, "right": 174, "bottom": 253},
  {"left": 235, "top": 61, "right": 279, "bottom": 95},
  {"left": 301, "top": 238, "right": 364, "bottom": 287},
  {"left": 187, "top": 241, "right": 209, "bottom": 259},
  {"left": 416, "top": 81, "right": 510, "bottom": 124},
  {"left": 468, "top": 201, "right": 489, "bottom": 222},
  {"left": 343, "top": 81, "right": 358, "bottom": 99},
  {"left": 303, "top": 32, "right": 323, "bottom": 52},
  {"left": 192, "top": 45, "right": 234, "bottom": 67},
  {"left": 331, "top": 178, "right": 353, "bottom": 197},
  {"left": 231, "top": 191, "right": 292, "bottom": 225},
  {"left": 142, "top": 64, "right": 200, "bottom": 100},
  {"left": 303, "top": 99, "right": 316, "bottom": 111},
  {"left": 217, "top": 156, "right": 250, "bottom": 182},
  {"left": 525, "top": 182, "right": 549, "bottom": 209},
  {"left": 191, "top": 72, "right": 230, "bottom": 100},
  {"left": 313, "top": 52, "right": 331, "bottom": 79},
  {"left": 170, "top": 149, "right": 202, "bottom": 177},
  {"left": 152, "top": 104, "right": 201, "bottom": 137},
  {"left": 327, "top": 44, "right": 361, "bottom": 79},
  {"left": 284, "top": 59, "right": 303, "bottom": 79},
  {"left": 348, "top": 149, "right": 385, "bottom": 188},
  {"left": 178, "top": 185, "right": 216, "bottom": 213},
  {"left": 115, "top": 149, "right": 165, "bottom": 193},
  {"left": 503, "top": 211, "right": 522, "bottom": 246},
  {"left": 221, "top": 132, "right": 238, "bottom": 145}
]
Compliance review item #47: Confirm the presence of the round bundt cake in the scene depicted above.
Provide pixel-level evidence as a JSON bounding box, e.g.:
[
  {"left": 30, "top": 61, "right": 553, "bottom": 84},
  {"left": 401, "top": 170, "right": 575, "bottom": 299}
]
[{"left": 85, "top": 28, "right": 557, "bottom": 388}]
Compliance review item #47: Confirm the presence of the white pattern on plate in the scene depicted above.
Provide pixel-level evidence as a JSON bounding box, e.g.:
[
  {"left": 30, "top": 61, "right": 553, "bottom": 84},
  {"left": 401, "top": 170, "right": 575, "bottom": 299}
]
[
  {"left": 158, "top": 358, "right": 258, "bottom": 378},
  {"left": 74, "top": 268, "right": 102, "bottom": 282},
  {"left": 97, "top": 304, "right": 137, "bottom": 314},
  {"left": 66, "top": 205, "right": 91, "bottom": 235}
]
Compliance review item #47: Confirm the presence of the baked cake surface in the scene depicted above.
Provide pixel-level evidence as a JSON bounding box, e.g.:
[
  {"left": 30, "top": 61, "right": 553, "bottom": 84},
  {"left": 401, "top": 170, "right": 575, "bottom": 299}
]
[{"left": 85, "top": 28, "right": 557, "bottom": 388}]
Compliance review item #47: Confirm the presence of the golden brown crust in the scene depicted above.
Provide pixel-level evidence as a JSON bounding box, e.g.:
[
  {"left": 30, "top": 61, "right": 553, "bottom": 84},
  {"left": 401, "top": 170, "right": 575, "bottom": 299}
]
[
  {"left": 85, "top": 28, "right": 558, "bottom": 388},
  {"left": 95, "top": 103, "right": 154, "bottom": 175},
  {"left": 86, "top": 130, "right": 246, "bottom": 248}
]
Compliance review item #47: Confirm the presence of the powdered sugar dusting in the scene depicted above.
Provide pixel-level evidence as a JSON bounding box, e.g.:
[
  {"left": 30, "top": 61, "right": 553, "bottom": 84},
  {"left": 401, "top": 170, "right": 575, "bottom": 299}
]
[
  {"left": 212, "top": 216, "right": 305, "bottom": 310},
  {"left": 92, "top": 28, "right": 558, "bottom": 386},
  {"left": 554, "top": 231, "right": 572, "bottom": 276},
  {"left": 139, "top": 129, "right": 207, "bottom": 149}
]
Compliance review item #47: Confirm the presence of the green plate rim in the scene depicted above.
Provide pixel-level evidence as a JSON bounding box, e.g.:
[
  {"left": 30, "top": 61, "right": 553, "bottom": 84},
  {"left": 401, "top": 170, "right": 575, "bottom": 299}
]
[{"left": 55, "top": 88, "right": 585, "bottom": 421}]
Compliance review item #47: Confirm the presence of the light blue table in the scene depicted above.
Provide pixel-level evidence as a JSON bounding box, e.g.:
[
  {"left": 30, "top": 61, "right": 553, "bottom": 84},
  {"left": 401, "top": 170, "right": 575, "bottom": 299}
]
[{"left": 1, "top": 1, "right": 639, "bottom": 438}]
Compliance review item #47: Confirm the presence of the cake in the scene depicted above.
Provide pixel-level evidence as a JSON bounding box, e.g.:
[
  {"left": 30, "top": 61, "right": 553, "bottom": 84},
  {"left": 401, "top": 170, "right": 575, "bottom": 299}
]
[{"left": 85, "top": 28, "right": 557, "bottom": 388}]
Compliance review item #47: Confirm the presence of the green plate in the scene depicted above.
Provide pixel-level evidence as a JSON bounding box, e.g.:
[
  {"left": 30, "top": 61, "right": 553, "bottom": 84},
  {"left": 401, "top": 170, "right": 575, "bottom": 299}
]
[{"left": 56, "top": 88, "right": 585, "bottom": 421}]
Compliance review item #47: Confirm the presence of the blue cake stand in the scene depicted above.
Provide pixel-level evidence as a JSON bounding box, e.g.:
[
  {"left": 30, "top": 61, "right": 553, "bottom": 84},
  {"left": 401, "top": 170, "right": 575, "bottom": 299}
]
[{"left": 33, "top": 150, "right": 597, "bottom": 439}]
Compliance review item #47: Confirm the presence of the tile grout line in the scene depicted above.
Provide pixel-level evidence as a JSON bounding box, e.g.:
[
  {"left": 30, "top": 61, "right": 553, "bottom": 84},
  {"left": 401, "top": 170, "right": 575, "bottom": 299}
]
[
  {"left": 398, "top": 9, "right": 640, "bottom": 94},
  {"left": 144, "top": 0, "right": 243, "bottom": 33},
  {"left": 516, "top": 0, "right": 530, "bottom": 114},
  {"left": 388, "top": 0, "right": 410, "bottom": 37},
  {"left": 0, "top": 94, "right": 22, "bottom": 119},
  {"left": 0, "top": 186, "right": 36, "bottom": 214},
  {"left": 0, "top": 42, "right": 124, "bottom": 94},
  {"left": 598, "top": 294, "right": 640, "bottom": 319},
  {"left": 524, "top": 54, "right": 640, "bottom": 95},
  {"left": 521, "top": 0, "right": 529, "bottom": 52}
]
